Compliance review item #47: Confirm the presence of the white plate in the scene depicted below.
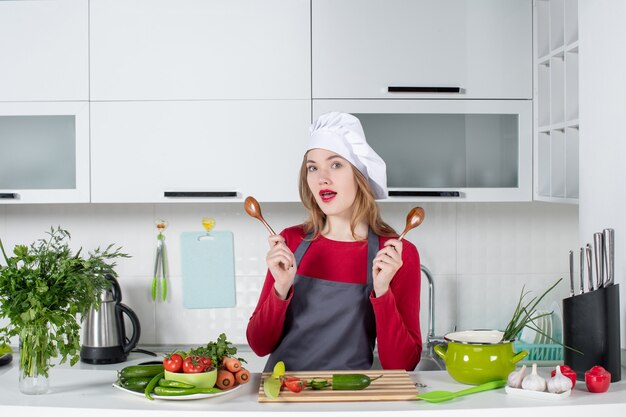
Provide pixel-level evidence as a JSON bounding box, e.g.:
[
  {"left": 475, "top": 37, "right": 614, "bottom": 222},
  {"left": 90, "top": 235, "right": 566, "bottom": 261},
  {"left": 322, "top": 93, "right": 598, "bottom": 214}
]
[
  {"left": 505, "top": 385, "right": 571, "bottom": 400},
  {"left": 112, "top": 383, "right": 241, "bottom": 401}
]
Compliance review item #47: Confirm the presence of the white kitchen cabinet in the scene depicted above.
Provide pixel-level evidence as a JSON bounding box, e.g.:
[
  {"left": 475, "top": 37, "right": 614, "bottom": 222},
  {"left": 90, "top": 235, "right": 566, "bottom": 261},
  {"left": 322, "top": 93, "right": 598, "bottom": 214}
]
[
  {"left": 0, "top": 102, "right": 90, "bottom": 203},
  {"left": 90, "top": 100, "right": 310, "bottom": 203},
  {"left": 314, "top": 99, "right": 533, "bottom": 202},
  {"left": 0, "top": 0, "right": 88, "bottom": 101},
  {"left": 533, "top": 0, "right": 579, "bottom": 203},
  {"left": 312, "top": 0, "right": 532, "bottom": 100},
  {"left": 89, "top": 0, "right": 310, "bottom": 101}
]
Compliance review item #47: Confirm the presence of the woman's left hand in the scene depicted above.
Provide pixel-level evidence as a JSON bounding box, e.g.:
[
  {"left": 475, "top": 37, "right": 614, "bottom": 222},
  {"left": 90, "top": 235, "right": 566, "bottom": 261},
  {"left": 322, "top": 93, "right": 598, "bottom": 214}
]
[{"left": 372, "top": 239, "right": 403, "bottom": 297}]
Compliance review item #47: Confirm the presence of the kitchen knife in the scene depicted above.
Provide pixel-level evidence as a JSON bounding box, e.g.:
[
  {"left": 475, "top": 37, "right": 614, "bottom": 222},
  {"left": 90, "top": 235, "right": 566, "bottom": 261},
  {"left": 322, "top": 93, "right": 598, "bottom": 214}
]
[
  {"left": 569, "top": 250, "right": 575, "bottom": 297},
  {"left": 603, "top": 228, "right": 615, "bottom": 287},
  {"left": 586, "top": 244, "right": 594, "bottom": 291},
  {"left": 579, "top": 247, "right": 585, "bottom": 294},
  {"left": 594, "top": 232, "right": 604, "bottom": 290}
]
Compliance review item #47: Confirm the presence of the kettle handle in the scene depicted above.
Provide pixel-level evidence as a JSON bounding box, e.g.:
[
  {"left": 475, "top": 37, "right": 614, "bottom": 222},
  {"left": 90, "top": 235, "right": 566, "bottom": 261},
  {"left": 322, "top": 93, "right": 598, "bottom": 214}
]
[
  {"left": 117, "top": 303, "right": 141, "bottom": 354},
  {"left": 107, "top": 274, "right": 123, "bottom": 302}
]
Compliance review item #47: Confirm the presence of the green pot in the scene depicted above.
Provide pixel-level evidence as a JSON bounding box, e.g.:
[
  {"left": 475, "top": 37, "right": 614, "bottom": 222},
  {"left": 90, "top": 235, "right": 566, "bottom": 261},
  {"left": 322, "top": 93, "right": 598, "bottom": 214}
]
[{"left": 434, "top": 330, "right": 528, "bottom": 385}]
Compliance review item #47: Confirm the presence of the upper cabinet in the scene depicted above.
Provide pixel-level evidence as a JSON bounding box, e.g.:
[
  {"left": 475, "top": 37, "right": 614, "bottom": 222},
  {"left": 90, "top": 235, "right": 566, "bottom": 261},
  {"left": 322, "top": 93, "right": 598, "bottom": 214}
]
[
  {"left": 89, "top": 0, "right": 310, "bottom": 101},
  {"left": 534, "top": 0, "right": 579, "bottom": 203},
  {"left": 0, "top": 102, "right": 90, "bottom": 204},
  {"left": 0, "top": 0, "right": 88, "bottom": 101},
  {"left": 312, "top": 0, "right": 532, "bottom": 100},
  {"left": 90, "top": 100, "right": 310, "bottom": 203}
]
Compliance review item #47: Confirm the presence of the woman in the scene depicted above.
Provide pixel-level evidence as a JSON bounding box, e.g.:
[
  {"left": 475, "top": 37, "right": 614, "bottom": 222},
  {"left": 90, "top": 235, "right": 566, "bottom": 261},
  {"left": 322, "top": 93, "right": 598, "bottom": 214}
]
[{"left": 246, "top": 112, "right": 422, "bottom": 372}]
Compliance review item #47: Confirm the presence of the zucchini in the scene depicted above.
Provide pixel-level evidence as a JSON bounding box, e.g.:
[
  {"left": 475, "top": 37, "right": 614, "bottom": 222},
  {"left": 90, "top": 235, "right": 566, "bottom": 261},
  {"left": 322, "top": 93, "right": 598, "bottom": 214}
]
[
  {"left": 119, "top": 364, "right": 164, "bottom": 379},
  {"left": 332, "top": 374, "right": 382, "bottom": 390}
]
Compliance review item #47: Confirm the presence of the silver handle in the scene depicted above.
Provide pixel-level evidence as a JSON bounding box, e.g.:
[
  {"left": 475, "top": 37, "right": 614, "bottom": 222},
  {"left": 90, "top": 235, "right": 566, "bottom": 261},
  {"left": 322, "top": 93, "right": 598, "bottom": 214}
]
[
  {"left": 579, "top": 247, "right": 585, "bottom": 294},
  {"left": 603, "top": 228, "right": 615, "bottom": 286},
  {"left": 594, "top": 232, "right": 605, "bottom": 289},
  {"left": 586, "top": 244, "right": 594, "bottom": 291},
  {"left": 569, "top": 250, "right": 574, "bottom": 297}
]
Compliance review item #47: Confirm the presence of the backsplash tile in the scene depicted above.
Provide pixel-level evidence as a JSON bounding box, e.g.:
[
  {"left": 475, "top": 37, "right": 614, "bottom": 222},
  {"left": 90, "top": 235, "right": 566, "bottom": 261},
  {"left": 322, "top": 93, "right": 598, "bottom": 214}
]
[{"left": 0, "top": 201, "right": 578, "bottom": 353}]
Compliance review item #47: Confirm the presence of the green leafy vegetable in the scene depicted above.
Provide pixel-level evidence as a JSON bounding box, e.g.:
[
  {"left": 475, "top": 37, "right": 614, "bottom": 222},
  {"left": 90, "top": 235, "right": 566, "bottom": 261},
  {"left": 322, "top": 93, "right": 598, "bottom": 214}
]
[
  {"left": 188, "top": 333, "right": 246, "bottom": 368},
  {"left": 0, "top": 226, "right": 129, "bottom": 378}
]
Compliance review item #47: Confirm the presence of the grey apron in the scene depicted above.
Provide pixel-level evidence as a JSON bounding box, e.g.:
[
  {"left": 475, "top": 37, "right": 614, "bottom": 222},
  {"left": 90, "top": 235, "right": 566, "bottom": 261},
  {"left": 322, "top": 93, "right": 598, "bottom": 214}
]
[{"left": 263, "top": 229, "right": 378, "bottom": 372}]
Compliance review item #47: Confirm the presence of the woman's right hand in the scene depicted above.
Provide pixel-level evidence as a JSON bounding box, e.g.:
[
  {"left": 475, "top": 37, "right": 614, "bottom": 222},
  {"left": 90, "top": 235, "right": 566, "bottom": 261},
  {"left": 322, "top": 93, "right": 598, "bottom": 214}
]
[{"left": 266, "top": 234, "right": 296, "bottom": 300}]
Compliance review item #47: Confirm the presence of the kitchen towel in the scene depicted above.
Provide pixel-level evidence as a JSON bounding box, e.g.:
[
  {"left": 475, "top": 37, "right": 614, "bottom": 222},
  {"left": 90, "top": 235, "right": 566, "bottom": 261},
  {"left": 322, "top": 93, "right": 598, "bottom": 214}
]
[{"left": 180, "top": 231, "right": 236, "bottom": 308}]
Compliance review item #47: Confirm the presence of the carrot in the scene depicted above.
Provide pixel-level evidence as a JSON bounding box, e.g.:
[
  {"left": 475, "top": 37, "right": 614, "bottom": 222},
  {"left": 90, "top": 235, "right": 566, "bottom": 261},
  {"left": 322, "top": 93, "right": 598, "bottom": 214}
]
[
  {"left": 222, "top": 356, "right": 241, "bottom": 373},
  {"left": 234, "top": 368, "right": 251, "bottom": 385},
  {"left": 216, "top": 369, "right": 235, "bottom": 390}
]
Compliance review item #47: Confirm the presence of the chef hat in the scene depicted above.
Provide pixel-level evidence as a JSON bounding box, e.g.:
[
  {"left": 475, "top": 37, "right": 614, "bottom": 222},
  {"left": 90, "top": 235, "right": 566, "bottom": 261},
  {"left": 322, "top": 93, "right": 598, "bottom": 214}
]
[{"left": 307, "top": 112, "right": 388, "bottom": 199}]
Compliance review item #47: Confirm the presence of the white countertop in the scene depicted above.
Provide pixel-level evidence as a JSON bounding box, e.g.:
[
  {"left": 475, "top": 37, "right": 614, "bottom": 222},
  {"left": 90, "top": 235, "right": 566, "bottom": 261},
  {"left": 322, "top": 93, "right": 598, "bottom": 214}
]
[{"left": 1, "top": 352, "right": 626, "bottom": 417}]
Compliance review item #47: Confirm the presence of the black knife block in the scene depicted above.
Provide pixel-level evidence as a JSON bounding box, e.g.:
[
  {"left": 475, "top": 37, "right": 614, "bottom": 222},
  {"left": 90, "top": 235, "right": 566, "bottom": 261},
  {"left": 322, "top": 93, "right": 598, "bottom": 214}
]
[{"left": 562, "top": 284, "right": 621, "bottom": 382}]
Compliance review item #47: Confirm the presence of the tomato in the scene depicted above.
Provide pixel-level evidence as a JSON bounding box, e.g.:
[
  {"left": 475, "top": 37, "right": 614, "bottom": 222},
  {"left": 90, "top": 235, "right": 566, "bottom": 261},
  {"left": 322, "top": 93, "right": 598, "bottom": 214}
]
[
  {"left": 284, "top": 377, "right": 305, "bottom": 393},
  {"left": 198, "top": 356, "right": 212, "bottom": 370},
  {"left": 182, "top": 356, "right": 206, "bottom": 373},
  {"left": 163, "top": 353, "right": 183, "bottom": 373},
  {"left": 585, "top": 365, "right": 611, "bottom": 393}
]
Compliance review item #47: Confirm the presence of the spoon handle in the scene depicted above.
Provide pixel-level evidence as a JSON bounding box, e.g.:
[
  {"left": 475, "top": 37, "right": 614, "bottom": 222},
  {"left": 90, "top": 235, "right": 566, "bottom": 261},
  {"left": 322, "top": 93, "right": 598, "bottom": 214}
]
[{"left": 260, "top": 218, "right": 276, "bottom": 236}]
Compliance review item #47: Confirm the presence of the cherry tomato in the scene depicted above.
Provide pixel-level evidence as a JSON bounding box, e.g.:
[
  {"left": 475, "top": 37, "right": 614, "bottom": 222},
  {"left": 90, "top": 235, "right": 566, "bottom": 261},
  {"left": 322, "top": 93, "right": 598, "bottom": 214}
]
[
  {"left": 163, "top": 353, "right": 183, "bottom": 373},
  {"left": 284, "top": 377, "right": 305, "bottom": 393},
  {"left": 198, "top": 356, "right": 212, "bottom": 370},
  {"left": 551, "top": 365, "right": 577, "bottom": 388},
  {"left": 585, "top": 365, "right": 611, "bottom": 393},
  {"left": 182, "top": 356, "right": 206, "bottom": 373}
]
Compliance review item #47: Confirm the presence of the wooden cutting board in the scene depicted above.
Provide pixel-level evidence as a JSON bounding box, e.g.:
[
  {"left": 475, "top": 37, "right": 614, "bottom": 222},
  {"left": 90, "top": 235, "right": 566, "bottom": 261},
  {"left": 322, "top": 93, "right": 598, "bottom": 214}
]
[{"left": 257, "top": 370, "right": 418, "bottom": 402}]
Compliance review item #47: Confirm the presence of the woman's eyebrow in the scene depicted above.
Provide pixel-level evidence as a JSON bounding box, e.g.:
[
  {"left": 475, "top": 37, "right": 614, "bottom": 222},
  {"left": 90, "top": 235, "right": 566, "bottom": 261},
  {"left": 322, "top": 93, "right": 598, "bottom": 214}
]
[{"left": 306, "top": 155, "right": 344, "bottom": 164}]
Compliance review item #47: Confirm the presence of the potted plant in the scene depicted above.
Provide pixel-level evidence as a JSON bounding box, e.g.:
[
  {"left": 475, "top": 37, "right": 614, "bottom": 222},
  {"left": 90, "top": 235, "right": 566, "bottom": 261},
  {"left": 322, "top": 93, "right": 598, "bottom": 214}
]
[{"left": 0, "top": 227, "right": 129, "bottom": 394}]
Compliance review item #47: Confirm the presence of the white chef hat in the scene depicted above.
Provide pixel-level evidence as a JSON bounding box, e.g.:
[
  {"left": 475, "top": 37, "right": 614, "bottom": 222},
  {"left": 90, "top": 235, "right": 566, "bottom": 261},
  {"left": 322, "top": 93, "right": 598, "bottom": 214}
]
[{"left": 307, "top": 112, "right": 388, "bottom": 200}]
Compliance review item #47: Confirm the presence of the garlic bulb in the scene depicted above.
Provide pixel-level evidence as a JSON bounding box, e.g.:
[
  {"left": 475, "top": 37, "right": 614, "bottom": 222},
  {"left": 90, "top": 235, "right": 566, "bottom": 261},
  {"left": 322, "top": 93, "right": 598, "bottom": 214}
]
[
  {"left": 522, "top": 363, "right": 547, "bottom": 392},
  {"left": 548, "top": 365, "right": 573, "bottom": 393},
  {"left": 507, "top": 365, "right": 527, "bottom": 388}
]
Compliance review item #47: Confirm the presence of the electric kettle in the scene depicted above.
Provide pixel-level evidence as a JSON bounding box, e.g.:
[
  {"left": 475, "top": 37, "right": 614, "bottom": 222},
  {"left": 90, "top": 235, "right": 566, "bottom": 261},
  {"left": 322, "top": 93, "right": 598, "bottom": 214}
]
[{"left": 80, "top": 274, "right": 141, "bottom": 364}]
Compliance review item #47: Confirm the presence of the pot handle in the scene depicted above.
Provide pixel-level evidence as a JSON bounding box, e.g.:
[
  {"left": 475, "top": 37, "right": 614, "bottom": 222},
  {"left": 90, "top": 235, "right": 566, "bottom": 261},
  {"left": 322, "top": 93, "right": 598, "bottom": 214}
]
[
  {"left": 511, "top": 350, "right": 529, "bottom": 364},
  {"left": 433, "top": 344, "right": 448, "bottom": 360}
]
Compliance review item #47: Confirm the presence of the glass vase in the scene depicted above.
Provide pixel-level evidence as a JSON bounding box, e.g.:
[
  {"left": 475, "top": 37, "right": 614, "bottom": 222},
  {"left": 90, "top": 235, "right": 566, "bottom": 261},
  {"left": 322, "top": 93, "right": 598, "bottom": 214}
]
[{"left": 18, "top": 326, "right": 50, "bottom": 395}]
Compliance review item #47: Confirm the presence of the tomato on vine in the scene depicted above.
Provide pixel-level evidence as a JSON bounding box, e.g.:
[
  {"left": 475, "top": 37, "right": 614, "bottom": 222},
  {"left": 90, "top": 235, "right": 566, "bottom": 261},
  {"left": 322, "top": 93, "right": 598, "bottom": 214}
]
[{"left": 163, "top": 353, "right": 183, "bottom": 373}]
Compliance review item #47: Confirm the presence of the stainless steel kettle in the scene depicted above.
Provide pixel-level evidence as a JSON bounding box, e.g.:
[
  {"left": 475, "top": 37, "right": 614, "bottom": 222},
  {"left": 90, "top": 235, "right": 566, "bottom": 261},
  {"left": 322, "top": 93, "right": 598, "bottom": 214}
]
[{"left": 80, "top": 274, "right": 141, "bottom": 364}]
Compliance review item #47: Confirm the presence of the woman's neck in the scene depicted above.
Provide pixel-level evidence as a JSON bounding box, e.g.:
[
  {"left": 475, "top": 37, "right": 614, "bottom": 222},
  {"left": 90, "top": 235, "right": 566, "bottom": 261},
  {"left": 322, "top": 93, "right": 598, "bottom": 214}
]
[{"left": 322, "top": 216, "right": 368, "bottom": 241}]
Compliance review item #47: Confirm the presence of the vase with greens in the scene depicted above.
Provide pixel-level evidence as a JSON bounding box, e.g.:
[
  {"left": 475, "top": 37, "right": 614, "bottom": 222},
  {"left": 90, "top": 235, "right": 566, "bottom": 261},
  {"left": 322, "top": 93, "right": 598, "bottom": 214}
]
[{"left": 0, "top": 227, "right": 129, "bottom": 394}]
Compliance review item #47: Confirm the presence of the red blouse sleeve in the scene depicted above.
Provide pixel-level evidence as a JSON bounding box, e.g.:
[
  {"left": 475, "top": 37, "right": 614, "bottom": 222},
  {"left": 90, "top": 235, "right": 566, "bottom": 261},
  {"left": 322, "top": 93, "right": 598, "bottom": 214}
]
[
  {"left": 245, "top": 228, "right": 300, "bottom": 357},
  {"left": 370, "top": 241, "right": 422, "bottom": 371}
]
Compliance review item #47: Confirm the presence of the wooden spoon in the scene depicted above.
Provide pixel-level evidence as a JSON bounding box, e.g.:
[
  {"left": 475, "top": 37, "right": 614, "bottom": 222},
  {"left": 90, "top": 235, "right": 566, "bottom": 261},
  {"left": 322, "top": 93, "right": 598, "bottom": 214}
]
[
  {"left": 398, "top": 207, "right": 425, "bottom": 240},
  {"left": 244, "top": 196, "right": 276, "bottom": 236}
]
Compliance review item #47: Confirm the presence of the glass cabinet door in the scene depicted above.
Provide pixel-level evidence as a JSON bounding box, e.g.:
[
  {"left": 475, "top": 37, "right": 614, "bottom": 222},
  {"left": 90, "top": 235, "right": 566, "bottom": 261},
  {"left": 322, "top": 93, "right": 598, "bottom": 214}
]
[
  {"left": 0, "top": 102, "right": 89, "bottom": 203},
  {"left": 313, "top": 100, "right": 532, "bottom": 201}
]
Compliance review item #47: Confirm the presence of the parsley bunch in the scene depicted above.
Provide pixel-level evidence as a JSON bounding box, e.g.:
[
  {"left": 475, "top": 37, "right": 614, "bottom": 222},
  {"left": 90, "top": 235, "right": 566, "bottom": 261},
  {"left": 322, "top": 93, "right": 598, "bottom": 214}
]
[
  {"left": 189, "top": 333, "right": 246, "bottom": 368},
  {"left": 0, "top": 227, "right": 129, "bottom": 377}
]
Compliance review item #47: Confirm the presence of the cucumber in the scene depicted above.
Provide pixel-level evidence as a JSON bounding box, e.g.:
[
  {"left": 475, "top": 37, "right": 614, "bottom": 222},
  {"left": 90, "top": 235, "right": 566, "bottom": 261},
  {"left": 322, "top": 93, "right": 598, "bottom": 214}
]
[
  {"left": 332, "top": 374, "right": 382, "bottom": 390},
  {"left": 120, "top": 377, "right": 152, "bottom": 393},
  {"left": 309, "top": 378, "right": 329, "bottom": 390},
  {"left": 119, "top": 364, "right": 164, "bottom": 379}
]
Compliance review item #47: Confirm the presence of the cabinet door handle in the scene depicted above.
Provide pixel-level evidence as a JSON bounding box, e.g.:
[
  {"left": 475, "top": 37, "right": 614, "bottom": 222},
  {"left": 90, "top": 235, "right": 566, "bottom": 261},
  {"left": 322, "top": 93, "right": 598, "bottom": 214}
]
[
  {"left": 0, "top": 193, "right": 18, "bottom": 199},
  {"left": 389, "top": 191, "right": 461, "bottom": 197},
  {"left": 387, "top": 86, "right": 464, "bottom": 93},
  {"left": 164, "top": 191, "right": 238, "bottom": 198}
]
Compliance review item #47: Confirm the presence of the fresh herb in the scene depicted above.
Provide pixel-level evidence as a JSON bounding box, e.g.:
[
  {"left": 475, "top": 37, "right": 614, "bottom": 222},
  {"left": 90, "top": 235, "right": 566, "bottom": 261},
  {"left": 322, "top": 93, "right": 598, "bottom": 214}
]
[
  {"left": 502, "top": 278, "right": 562, "bottom": 343},
  {"left": 0, "top": 226, "right": 130, "bottom": 378},
  {"left": 188, "top": 333, "right": 246, "bottom": 367}
]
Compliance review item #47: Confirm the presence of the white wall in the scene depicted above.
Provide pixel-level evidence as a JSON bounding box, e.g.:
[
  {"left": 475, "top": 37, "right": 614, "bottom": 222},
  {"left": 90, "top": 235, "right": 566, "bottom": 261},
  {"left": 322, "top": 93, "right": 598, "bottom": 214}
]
[
  {"left": 579, "top": 1, "right": 626, "bottom": 354},
  {"left": 0, "top": 201, "right": 577, "bottom": 352}
]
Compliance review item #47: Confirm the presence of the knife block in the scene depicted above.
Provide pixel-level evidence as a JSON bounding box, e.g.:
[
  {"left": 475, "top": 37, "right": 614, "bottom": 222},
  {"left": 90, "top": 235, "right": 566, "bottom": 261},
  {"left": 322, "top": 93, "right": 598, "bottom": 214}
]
[{"left": 562, "top": 284, "right": 621, "bottom": 382}]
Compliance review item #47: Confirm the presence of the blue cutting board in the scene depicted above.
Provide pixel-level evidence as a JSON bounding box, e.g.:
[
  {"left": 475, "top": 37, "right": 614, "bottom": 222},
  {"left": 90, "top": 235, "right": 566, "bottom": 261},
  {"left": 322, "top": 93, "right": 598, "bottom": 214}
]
[{"left": 180, "top": 231, "right": 236, "bottom": 308}]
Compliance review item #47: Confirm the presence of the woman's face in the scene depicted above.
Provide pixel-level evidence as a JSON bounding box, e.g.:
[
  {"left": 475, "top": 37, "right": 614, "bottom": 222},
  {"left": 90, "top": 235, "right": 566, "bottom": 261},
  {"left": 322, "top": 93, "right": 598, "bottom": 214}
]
[{"left": 305, "top": 148, "right": 358, "bottom": 218}]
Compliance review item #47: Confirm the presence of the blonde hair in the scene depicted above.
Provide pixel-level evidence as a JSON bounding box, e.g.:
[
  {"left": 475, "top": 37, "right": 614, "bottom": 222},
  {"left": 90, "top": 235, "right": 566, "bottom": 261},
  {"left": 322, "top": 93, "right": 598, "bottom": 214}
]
[{"left": 298, "top": 154, "right": 397, "bottom": 240}]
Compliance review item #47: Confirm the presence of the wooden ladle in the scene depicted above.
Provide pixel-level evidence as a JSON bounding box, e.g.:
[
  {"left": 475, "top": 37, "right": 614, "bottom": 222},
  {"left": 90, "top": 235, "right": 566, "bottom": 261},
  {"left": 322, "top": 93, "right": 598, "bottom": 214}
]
[
  {"left": 398, "top": 207, "right": 425, "bottom": 240},
  {"left": 244, "top": 196, "right": 276, "bottom": 236}
]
